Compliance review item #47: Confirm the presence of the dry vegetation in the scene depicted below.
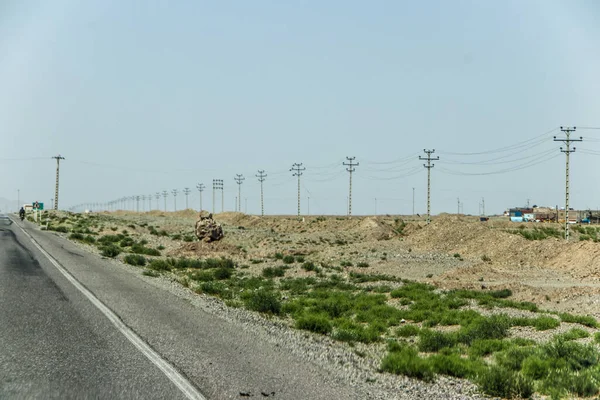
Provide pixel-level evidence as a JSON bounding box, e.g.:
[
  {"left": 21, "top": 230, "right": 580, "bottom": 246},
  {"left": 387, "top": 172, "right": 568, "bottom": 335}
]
[{"left": 35, "top": 210, "right": 600, "bottom": 399}]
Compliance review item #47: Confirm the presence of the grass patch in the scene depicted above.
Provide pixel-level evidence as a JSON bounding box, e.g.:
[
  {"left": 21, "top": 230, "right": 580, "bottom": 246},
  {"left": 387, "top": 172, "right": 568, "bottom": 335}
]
[
  {"left": 262, "top": 266, "right": 287, "bottom": 278},
  {"left": 100, "top": 245, "right": 120, "bottom": 258},
  {"left": 558, "top": 312, "right": 599, "bottom": 328},
  {"left": 243, "top": 290, "right": 281, "bottom": 315},
  {"left": 123, "top": 254, "right": 147, "bottom": 266},
  {"left": 380, "top": 344, "right": 434, "bottom": 382}
]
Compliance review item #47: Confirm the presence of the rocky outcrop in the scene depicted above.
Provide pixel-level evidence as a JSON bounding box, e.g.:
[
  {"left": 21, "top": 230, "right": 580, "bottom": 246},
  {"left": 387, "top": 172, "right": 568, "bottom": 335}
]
[{"left": 195, "top": 211, "right": 224, "bottom": 242}]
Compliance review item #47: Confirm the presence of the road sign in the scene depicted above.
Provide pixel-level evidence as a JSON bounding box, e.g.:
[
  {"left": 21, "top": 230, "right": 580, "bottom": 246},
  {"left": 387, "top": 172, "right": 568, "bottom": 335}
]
[{"left": 33, "top": 202, "right": 44, "bottom": 210}]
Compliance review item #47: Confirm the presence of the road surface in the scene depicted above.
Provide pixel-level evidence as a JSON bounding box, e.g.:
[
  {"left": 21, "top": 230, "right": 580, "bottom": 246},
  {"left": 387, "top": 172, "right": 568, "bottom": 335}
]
[{"left": 0, "top": 217, "right": 362, "bottom": 399}]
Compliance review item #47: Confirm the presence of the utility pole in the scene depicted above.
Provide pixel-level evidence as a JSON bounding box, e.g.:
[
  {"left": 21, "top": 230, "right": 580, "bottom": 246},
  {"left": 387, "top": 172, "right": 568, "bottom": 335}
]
[
  {"left": 162, "top": 191, "right": 168, "bottom": 212},
  {"left": 148, "top": 194, "right": 152, "bottom": 211},
  {"left": 457, "top": 198, "right": 460, "bottom": 215},
  {"left": 419, "top": 149, "right": 439, "bottom": 224},
  {"left": 555, "top": 126, "right": 582, "bottom": 241},
  {"left": 213, "top": 179, "right": 223, "bottom": 213},
  {"left": 141, "top": 195, "right": 146, "bottom": 212},
  {"left": 307, "top": 197, "right": 310, "bottom": 215},
  {"left": 527, "top": 198, "right": 530, "bottom": 208},
  {"left": 155, "top": 192, "right": 160, "bottom": 210},
  {"left": 482, "top": 197, "right": 485, "bottom": 216},
  {"left": 343, "top": 157, "right": 359, "bottom": 217},
  {"left": 172, "top": 189, "right": 178, "bottom": 211},
  {"left": 52, "top": 155, "right": 65, "bottom": 210},
  {"left": 256, "top": 170, "right": 266, "bottom": 217},
  {"left": 136, "top": 195, "right": 140, "bottom": 212},
  {"left": 412, "top": 187, "right": 415, "bottom": 216},
  {"left": 290, "top": 163, "right": 305, "bottom": 217},
  {"left": 196, "top": 183, "right": 205, "bottom": 211},
  {"left": 183, "top": 187, "right": 191, "bottom": 210},
  {"left": 234, "top": 174, "right": 245, "bottom": 212}
]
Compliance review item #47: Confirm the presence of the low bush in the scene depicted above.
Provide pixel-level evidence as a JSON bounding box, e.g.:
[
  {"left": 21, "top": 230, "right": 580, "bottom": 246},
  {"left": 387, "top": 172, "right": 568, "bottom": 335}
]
[
  {"left": 418, "top": 329, "right": 458, "bottom": 352},
  {"left": 213, "top": 267, "right": 233, "bottom": 280},
  {"left": 477, "top": 365, "right": 534, "bottom": 399},
  {"left": 147, "top": 259, "right": 171, "bottom": 271},
  {"left": 100, "top": 245, "right": 120, "bottom": 258},
  {"left": 131, "top": 244, "right": 161, "bottom": 256},
  {"left": 69, "top": 232, "right": 84, "bottom": 240},
  {"left": 302, "top": 262, "right": 317, "bottom": 271},
  {"left": 243, "top": 290, "right": 281, "bottom": 315},
  {"left": 282, "top": 255, "right": 295, "bottom": 264},
  {"left": 356, "top": 262, "right": 370, "bottom": 268},
  {"left": 396, "top": 325, "right": 421, "bottom": 337},
  {"left": 380, "top": 345, "right": 434, "bottom": 382},
  {"left": 262, "top": 266, "right": 287, "bottom": 278},
  {"left": 123, "top": 254, "right": 146, "bottom": 266},
  {"left": 555, "top": 328, "right": 590, "bottom": 342},
  {"left": 295, "top": 313, "right": 332, "bottom": 334},
  {"left": 558, "top": 313, "right": 598, "bottom": 328},
  {"left": 142, "top": 269, "right": 159, "bottom": 277}
]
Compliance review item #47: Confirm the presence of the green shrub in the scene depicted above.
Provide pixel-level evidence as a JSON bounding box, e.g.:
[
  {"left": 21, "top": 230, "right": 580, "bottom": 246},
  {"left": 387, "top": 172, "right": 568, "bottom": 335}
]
[
  {"left": 477, "top": 366, "right": 534, "bottom": 399},
  {"left": 243, "top": 290, "right": 281, "bottom": 315},
  {"left": 262, "top": 266, "right": 286, "bottom": 278},
  {"left": 331, "top": 320, "right": 385, "bottom": 343},
  {"left": 120, "top": 237, "right": 135, "bottom": 247},
  {"left": 274, "top": 252, "right": 284, "bottom": 260},
  {"left": 496, "top": 346, "right": 537, "bottom": 372},
  {"left": 123, "top": 254, "right": 146, "bottom": 266},
  {"left": 532, "top": 316, "right": 561, "bottom": 331},
  {"left": 295, "top": 256, "right": 305, "bottom": 263},
  {"left": 282, "top": 255, "right": 295, "bottom": 264},
  {"left": 171, "top": 234, "right": 182, "bottom": 240},
  {"left": 521, "top": 355, "right": 551, "bottom": 380},
  {"left": 142, "top": 269, "right": 159, "bottom": 277},
  {"left": 295, "top": 313, "right": 332, "bottom": 334},
  {"left": 157, "top": 245, "right": 165, "bottom": 250},
  {"left": 302, "top": 262, "right": 317, "bottom": 271},
  {"left": 189, "top": 271, "right": 214, "bottom": 282},
  {"left": 429, "top": 353, "right": 483, "bottom": 379},
  {"left": 83, "top": 235, "right": 96, "bottom": 244},
  {"left": 340, "top": 260, "right": 353, "bottom": 267},
  {"left": 183, "top": 235, "right": 194, "bottom": 242},
  {"left": 213, "top": 267, "right": 233, "bottom": 280},
  {"left": 558, "top": 313, "right": 598, "bottom": 328},
  {"left": 69, "top": 232, "right": 84, "bottom": 240},
  {"left": 458, "top": 315, "right": 511, "bottom": 344},
  {"left": 469, "top": 339, "right": 511, "bottom": 358},
  {"left": 100, "top": 245, "right": 120, "bottom": 258},
  {"left": 555, "top": 328, "right": 590, "bottom": 341},
  {"left": 131, "top": 244, "right": 161, "bottom": 256},
  {"left": 380, "top": 346, "right": 434, "bottom": 382},
  {"left": 198, "top": 281, "right": 230, "bottom": 298},
  {"left": 595, "top": 332, "right": 600, "bottom": 344},
  {"left": 356, "top": 262, "right": 370, "bottom": 268},
  {"left": 148, "top": 259, "right": 171, "bottom": 271},
  {"left": 418, "top": 329, "right": 458, "bottom": 352},
  {"left": 396, "top": 325, "right": 421, "bottom": 337}
]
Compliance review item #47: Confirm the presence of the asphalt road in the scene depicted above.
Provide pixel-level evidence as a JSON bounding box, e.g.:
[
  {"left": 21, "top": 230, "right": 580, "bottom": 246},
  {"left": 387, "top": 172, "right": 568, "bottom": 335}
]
[
  {"left": 0, "top": 220, "right": 189, "bottom": 399},
  {"left": 0, "top": 217, "right": 363, "bottom": 400}
]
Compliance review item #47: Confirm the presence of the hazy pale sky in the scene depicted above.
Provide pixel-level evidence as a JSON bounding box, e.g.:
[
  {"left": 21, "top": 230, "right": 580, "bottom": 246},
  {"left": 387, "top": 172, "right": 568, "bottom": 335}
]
[{"left": 2, "top": 1, "right": 600, "bottom": 215}]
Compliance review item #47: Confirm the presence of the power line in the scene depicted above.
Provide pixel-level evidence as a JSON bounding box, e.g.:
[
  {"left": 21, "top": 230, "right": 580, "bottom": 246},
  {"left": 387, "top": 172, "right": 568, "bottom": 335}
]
[
  {"left": 437, "top": 127, "right": 559, "bottom": 156},
  {"left": 554, "top": 126, "right": 582, "bottom": 241},
  {"left": 343, "top": 157, "right": 359, "bottom": 216},
  {"left": 419, "top": 149, "right": 439, "bottom": 225}
]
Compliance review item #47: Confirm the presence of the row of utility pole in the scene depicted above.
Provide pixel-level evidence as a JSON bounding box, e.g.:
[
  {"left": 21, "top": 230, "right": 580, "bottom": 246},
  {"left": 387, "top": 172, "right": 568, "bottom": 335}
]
[{"left": 56, "top": 126, "right": 581, "bottom": 241}]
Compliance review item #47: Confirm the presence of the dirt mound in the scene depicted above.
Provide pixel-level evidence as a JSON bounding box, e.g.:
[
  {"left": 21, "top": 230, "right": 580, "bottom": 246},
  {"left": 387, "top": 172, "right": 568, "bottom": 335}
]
[
  {"left": 359, "top": 217, "right": 396, "bottom": 240},
  {"left": 169, "top": 241, "right": 243, "bottom": 258}
]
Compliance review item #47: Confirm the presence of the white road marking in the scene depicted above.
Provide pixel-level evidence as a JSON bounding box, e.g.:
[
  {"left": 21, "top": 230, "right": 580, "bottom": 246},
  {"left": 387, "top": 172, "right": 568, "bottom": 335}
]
[{"left": 14, "top": 221, "right": 206, "bottom": 400}]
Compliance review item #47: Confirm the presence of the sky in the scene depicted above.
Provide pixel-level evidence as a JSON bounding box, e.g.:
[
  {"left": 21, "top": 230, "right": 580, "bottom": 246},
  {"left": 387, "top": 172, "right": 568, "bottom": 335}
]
[{"left": 1, "top": 0, "right": 600, "bottom": 216}]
